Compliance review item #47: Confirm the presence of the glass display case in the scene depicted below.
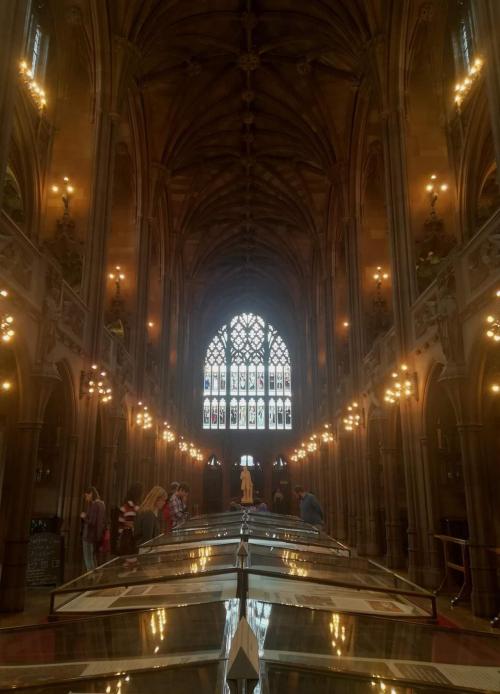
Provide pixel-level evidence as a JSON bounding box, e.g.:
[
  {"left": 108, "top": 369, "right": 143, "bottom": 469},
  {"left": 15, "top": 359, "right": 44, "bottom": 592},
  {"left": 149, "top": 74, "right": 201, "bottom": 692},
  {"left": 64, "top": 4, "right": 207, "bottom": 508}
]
[
  {"left": 0, "top": 601, "right": 235, "bottom": 689},
  {"left": 8, "top": 512, "right": 500, "bottom": 693},
  {"left": 250, "top": 601, "right": 500, "bottom": 691}
]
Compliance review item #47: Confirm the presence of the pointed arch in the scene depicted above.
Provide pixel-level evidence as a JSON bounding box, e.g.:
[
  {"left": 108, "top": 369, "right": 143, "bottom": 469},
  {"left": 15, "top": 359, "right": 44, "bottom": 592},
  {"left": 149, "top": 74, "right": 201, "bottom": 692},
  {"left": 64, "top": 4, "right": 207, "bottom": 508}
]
[{"left": 202, "top": 312, "right": 292, "bottom": 429}]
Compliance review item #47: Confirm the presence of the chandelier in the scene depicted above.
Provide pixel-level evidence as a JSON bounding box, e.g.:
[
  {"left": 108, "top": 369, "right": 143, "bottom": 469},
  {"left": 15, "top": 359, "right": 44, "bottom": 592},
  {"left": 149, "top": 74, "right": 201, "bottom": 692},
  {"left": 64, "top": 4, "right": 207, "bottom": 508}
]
[
  {"left": 384, "top": 364, "right": 416, "bottom": 404},
  {"left": 80, "top": 364, "right": 113, "bottom": 403},
  {"left": 136, "top": 402, "right": 153, "bottom": 429},
  {"left": 343, "top": 401, "right": 361, "bottom": 431},
  {"left": 1, "top": 290, "right": 15, "bottom": 343}
]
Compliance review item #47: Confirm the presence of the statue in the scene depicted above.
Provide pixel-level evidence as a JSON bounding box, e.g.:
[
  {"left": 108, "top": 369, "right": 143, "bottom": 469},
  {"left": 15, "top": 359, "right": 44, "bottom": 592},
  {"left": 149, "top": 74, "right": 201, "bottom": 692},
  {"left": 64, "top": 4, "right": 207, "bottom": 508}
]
[{"left": 240, "top": 467, "right": 253, "bottom": 504}]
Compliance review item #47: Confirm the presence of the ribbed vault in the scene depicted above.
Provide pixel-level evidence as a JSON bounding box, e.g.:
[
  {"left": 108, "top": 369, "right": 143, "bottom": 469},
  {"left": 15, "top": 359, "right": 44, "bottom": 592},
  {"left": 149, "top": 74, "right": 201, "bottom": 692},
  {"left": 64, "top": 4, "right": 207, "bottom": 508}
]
[{"left": 111, "top": 0, "right": 373, "bottom": 306}]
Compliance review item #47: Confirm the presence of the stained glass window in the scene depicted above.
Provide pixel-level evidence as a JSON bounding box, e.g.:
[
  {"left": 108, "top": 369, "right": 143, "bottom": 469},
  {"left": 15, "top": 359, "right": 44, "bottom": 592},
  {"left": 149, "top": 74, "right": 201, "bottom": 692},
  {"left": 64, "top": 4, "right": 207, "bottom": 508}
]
[{"left": 202, "top": 313, "right": 292, "bottom": 430}]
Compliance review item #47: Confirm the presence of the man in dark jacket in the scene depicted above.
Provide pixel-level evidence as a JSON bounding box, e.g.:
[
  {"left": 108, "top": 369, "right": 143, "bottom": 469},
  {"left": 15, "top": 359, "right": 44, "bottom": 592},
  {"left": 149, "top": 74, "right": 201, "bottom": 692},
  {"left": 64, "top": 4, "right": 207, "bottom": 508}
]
[{"left": 294, "top": 485, "right": 324, "bottom": 528}]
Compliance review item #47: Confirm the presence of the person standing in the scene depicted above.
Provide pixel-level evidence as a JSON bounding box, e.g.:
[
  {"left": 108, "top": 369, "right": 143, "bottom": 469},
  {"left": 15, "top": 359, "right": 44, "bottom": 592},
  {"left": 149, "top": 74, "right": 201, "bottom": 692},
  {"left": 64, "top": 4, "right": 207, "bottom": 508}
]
[
  {"left": 81, "top": 486, "right": 106, "bottom": 571},
  {"left": 272, "top": 488, "right": 285, "bottom": 514},
  {"left": 169, "top": 482, "right": 190, "bottom": 529},
  {"left": 116, "top": 482, "right": 143, "bottom": 555},
  {"left": 293, "top": 485, "right": 324, "bottom": 529},
  {"left": 253, "top": 497, "right": 268, "bottom": 512},
  {"left": 134, "top": 486, "right": 168, "bottom": 545},
  {"left": 162, "top": 481, "right": 179, "bottom": 532}
]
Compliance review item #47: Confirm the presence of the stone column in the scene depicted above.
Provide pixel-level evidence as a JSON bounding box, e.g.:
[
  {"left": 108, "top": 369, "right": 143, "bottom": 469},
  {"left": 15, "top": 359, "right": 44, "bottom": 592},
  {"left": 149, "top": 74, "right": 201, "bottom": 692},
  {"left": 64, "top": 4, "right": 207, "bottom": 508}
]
[
  {"left": 263, "top": 461, "right": 272, "bottom": 508},
  {"left": 379, "top": 446, "right": 405, "bottom": 569},
  {"left": 440, "top": 373, "right": 497, "bottom": 616},
  {"left": 380, "top": 99, "right": 424, "bottom": 580},
  {"left": 333, "top": 439, "right": 348, "bottom": 541},
  {"left": 418, "top": 435, "right": 443, "bottom": 587},
  {"left": 58, "top": 432, "right": 80, "bottom": 578},
  {"left": 472, "top": 1, "right": 500, "bottom": 180},
  {"left": 0, "top": 368, "right": 59, "bottom": 611},
  {"left": 132, "top": 215, "right": 151, "bottom": 395},
  {"left": 0, "top": 0, "right": 28, "bottom": 194},
  {"left": 222, "top": 460, "right": 231, "bottom": 510},
  {"left": 456, "top": 423, "right": 496, "bottom": 616},
  {"left": 0, "top": 422, "right": 42, "bottom": 611}
]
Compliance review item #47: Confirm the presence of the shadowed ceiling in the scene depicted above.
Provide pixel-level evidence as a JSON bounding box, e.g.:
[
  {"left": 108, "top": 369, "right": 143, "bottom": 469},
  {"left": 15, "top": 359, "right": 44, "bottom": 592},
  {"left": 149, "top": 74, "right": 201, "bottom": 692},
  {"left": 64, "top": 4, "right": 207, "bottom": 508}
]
[{"left": 111, "top": 0, "right": 377, "bottom": 313}]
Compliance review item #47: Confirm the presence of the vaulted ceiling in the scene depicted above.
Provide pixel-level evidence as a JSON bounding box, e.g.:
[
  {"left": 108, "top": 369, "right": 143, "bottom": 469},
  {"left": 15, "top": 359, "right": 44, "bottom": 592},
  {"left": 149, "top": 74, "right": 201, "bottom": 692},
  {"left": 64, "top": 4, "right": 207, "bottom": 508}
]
[{"left": 111, "top": 1, "right": 380, "bottom": 316}]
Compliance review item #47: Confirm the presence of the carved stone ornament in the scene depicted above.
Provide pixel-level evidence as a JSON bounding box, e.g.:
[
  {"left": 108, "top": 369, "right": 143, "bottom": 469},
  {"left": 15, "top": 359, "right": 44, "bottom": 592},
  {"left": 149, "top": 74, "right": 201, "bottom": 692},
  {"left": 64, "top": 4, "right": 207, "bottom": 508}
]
[
  {"left": 241, "top": 90, "right": 255, "bottom": 104},
  {"left": 468, "top": 232, "right": 500, "bottom": 291},
  {"left": 185, "top": 60, "right": 201, "bottom": 77},
  {"left": 434, "top": 269, "right": 464, "bottom": 366},
  {"left": 415, "top": 212, "right": 455, "bottom": 294},
  {"left": 414, "top": 297, "right": 437, "bottom": 339},
  {"left": 0, "top": 231, "right": 33, "bottom": 290},
  {"left": 241, "top": 11, "right": 258, "bottom": 29},
  {"left": 61, "top": 292, "right": 85, "bottom": 340},
  {"left": 44, "top": 212, "right": 84, "bottom": 290},
  {"left": 238, "top": 52, "right": 260, "bottom": 72},
  {"left": 297, "top": 58, "right": 312, "bottom": 76},
  {"left": 38, "top": 269, "right": 62, "bottom": 365}
]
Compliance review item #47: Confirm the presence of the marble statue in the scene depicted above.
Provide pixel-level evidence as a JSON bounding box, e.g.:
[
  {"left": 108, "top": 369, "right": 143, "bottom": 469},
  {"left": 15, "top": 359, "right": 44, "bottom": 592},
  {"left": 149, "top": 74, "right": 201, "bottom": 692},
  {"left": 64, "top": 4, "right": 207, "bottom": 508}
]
[{"left": 240, "top": 466, "right": 253, "bottom": 504}]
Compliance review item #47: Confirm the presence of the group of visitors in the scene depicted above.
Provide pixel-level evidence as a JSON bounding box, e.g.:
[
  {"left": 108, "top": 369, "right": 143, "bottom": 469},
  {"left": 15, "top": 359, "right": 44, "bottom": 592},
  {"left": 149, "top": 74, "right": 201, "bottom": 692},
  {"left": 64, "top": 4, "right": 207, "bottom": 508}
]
[
  {"left": 226, "top": 485, "right": 324, "bottom": 526},
  {"left": 80, "top": 480, "right": 190, "bottom": 571},
  {"left": 81, "top": 480, "right": 324, "bottom": 571}
]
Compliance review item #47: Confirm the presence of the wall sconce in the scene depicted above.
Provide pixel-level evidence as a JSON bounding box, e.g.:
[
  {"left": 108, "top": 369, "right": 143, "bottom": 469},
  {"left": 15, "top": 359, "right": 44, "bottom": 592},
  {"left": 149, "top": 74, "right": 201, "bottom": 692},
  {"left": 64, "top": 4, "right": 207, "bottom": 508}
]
[
  {"left": 371, "top": 267, "right": 390, "bottom": 332},
  {"left": 384, "top": 364, "right": 418, "bottom": 404},
  {"left": 485, "top": 314, "right": 500, "bottom": 342},
  {"left": 51, "top": 176, "right": 74, "bottom": 214},
  {"left": 1, "top": 380, "right": 12, "bottom": 393},
  {"left": 148, "top": 321, "right": 155, "bottom": 328},
  {"left": 80, "top": 364, "right": 113, "bottom": 403},
  {"left": 485, "top": 292, "right": 500, "bottom": 342},
  {"left": 0, "top": 290, "right": 15, "bottom": 343},
  {"left": 454, "top": 57, "right": 483, "bottom": 108},
  {"left": 343, "top": 401, "right": 362, "bottom": 432},
  {"left": 373, "top": 266, "right": 389, "bottom": 291},
  {"left": 490, "top": 382, "right": 500, "bottom": 395},
  {"left": 19, "top": 60, "right": 46, "bottom": 110},
  {"left": 109, "top": 266, "right": 125, "bottom": 297},
  {"left": 136, "top": 402, "right": 153, "bottom": 429},
  {"left": 342, "top": 320, "right": 349, "bottom": 328},
  {"left": 425, "top": 174, "right": 448, "bottom": 216}
]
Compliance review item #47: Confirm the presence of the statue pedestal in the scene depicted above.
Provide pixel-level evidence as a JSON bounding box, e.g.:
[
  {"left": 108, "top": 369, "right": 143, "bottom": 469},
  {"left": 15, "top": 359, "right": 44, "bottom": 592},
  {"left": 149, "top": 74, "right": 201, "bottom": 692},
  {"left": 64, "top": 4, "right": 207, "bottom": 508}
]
[{"left": 240, "top": 500, "right": 255, "bottom": 508}]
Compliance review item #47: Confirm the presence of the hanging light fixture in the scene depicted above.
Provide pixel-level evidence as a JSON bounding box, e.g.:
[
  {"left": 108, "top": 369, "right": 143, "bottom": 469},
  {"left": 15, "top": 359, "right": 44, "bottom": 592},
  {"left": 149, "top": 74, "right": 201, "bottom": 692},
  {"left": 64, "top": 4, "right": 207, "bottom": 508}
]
[
  {"left": 80, "top": 364, "right": 113, "bottom": 403},
  {"left": 162, "top": 422, "right": 176, "bottom": 443},
  {"left": 321, "top": 423, "right": 334, "bottom": 443},
  {"left": 19, "top": 60, "right": 47, "bottom": 110},
  {"left": 136, "top": 402, "right": 153, "bottom": 429},
  {"left": 343, "top": 401, "right": 362, "bottom": 431},
  {"left": 453, "top": 57, "right": 483, "bottom": 107},
  {"left": 0, "top": 290, "right": 15, "bottom": 344},
  {"left": 384, "top": 364, "right": 417, "bottom": 404}
]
